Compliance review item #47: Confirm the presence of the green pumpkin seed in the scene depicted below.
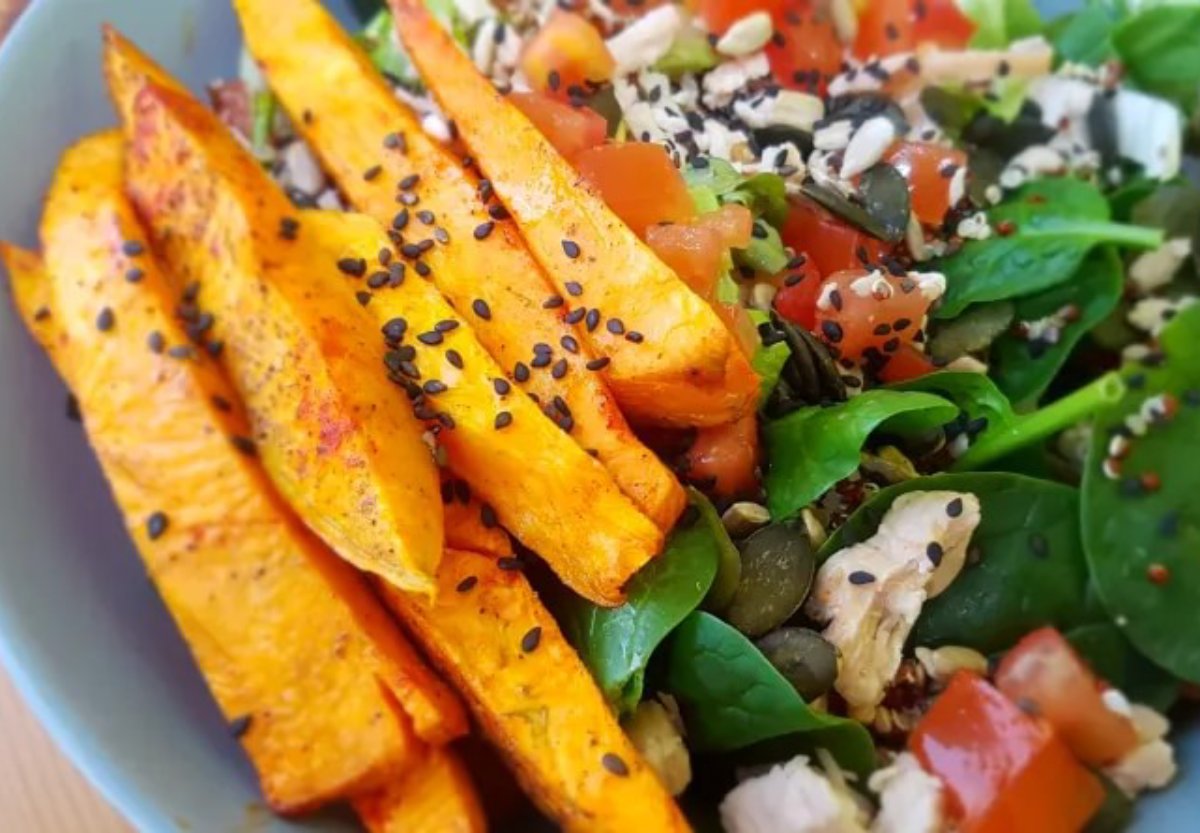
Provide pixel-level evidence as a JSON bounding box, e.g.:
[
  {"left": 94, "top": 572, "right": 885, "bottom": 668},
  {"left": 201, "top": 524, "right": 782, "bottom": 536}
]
[
  {"left": 755, "top": 627, "right": 839, "bottom": 702},
  {"left": 724, "top": 524, "right": 816, "bottom": 637}
]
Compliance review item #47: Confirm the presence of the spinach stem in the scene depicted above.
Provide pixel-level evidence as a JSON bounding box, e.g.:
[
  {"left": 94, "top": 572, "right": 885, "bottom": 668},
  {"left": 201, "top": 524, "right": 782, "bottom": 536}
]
[
  {"left": 952, "top": 371, "right": 1126, "bottom": 471},
  {"left": 1021, "top": 221, "right": 1164, "bottom": 250}
]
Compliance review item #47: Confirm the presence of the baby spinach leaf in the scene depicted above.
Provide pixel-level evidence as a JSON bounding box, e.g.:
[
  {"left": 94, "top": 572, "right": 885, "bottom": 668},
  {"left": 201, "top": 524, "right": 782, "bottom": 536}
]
[
  {"left": 764, "top": 391, "right": 959, "bottom": 519},
  {"left": 819, "top": 473, "right": 1097, "bottom": 655},
  {"left": 735, "top": 219, "right": 789, "bottom": 275},
  {"left": 961, "top": 0, "right": 1043, "bottom": 48},
  {"left": 749, "top": 310, "right": 790, "bottom": 401},
  {"left": 1082, "top": 303, "right": 1200, "bottom": 683},
  {"left": 990, "top": 247, "right": 1124, "bottom": 408},
  {"left": 561, "top": 492, "right": 732, "bottom": 713},
  {"left": 664, "top": 612, "right": 876, "bottom": 778},
  {"left": 934, "top": 178, "right": 1161, "bottom": 319},
  {"left": 1046, "top": 5, "right": 1117, "bottom": 67},
  {"left": 684, "top": 159, "right": 789, "bottom": 226},
  {"left": 1113, "top": 5, "right": 1200, "bottom": 109},
  {"left": 888, "top": 371, "right": 1018, "bottom": 436},
  {"left": 1066, "top": 623, "right": 1180, "bottom": 712}
]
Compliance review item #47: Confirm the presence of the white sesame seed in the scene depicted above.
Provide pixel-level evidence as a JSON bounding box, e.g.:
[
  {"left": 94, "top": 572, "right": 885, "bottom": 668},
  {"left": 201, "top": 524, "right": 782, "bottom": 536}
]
[
  {"left": 813, "top": 119, "right": 853, "bottom": 151},
  {"left": 606, "top": 5, "right": 684, "bottom": 75},
  {"left": 840, "top": 116, "right": 896, "bottom": 178},
  {"left": 702, "top": 52, "right": 770, "bottom": 108},
  {"left": 716, "top": 12, "right": 774, "bottom": 58}
]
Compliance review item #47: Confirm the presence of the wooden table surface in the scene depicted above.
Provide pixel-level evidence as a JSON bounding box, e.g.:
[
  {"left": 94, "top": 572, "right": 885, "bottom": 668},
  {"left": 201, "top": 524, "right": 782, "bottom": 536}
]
[{"left": 0, "top": 7, "right": 131, "bottom": 833}]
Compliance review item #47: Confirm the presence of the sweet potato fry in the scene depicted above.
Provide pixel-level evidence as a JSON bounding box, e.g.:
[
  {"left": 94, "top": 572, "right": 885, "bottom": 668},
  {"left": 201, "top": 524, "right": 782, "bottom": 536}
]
[
  {"left": 379, "top": 551, "right": 691, "bottom": 833},
  {"left": 441, "top": 473, "right": 513, "bottom": 559},
  {"left": 12, "top": 133, "right": 471, "bottom": 811},
  {"left": 106, "top": 47, "right": 444, "bottom": 597},
  {"left": 232, "top": 0, "right": 685, "bottom": 526},
  {"left": 388, "top": 1, "right": 758, "bottom": 428},
  {"left": 354, "top": 747, "right": 488, "bottom": 833}
]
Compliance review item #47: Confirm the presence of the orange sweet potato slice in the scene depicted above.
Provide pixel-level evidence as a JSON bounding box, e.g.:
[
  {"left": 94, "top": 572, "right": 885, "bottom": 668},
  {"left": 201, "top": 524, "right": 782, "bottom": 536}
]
[
  {"left": 354, "top": 747, "right": 488, "bottom": 833},
  {"left": 379, "top": 551, "right": 692, "bottom": 833},
  {"left": 8, "top": 134, "right": 469, "bottom": 811},
  {"left": 232, "top": 0, "right": 685, "bottom": 527},
  {"left": 388, "top": 0, "right": 758, "bottom": 427}
]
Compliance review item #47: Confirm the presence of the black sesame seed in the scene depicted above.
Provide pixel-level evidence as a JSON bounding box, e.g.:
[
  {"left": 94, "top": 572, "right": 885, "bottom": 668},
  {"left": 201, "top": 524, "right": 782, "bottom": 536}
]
[
  {"left": 435, "top": 319, "right": 460, "bottom": 334},
  {"left": 494, "top": 411, "right": 513, "bottom": 429},
  {"left": 474, "top": 221, "right": 495, "bottom": 240},
  {"left": 446, "top": 349, "right": 464, "bottom": 369},
  {"left": 399, "top": 173, "right": 421, "bottom": 190},
  {"left": 547, "top": 69, "right": 561, "bottom": 91},
  {"left": 401, "top": 243, "right": 424, "bottom": 258},
  {"left": 488, "top": 203, "right": 510, "bottom": 221},
  {"left": 560, "top": 335, "right": 579, "bottom": 354},
  {"left": 96, "top": 307, "right": 115, "bottom": 332},
  {"left": 585, "top": 309, "right": 601, "bottom": 332},
  {"left": 565, "top": 308, "right": 586, "bottom": 325},
  {"left": 562, "top": 239, "right": 581, "bottom": 259},
  {"left": 423, "top": 380, "right": 448, "bottom": 395},
  {"left": 586, "top": 356, "right": 610, "bottom": 371},
  {"left": 146, "top": 511, "right": 169, "bottom": 540},
  {"left": 531, "top": 353, "right": 552, "bottom": 369},
  {"left": 848, "top": 570, "right": 876, "bottom": 585},
  {"left": 472, "top": 299, "right": 492, "bottom": 320},
  {"left": 514, "top": 362, "right": 530, "bottom": 382},
  {"left": 356, "top": 291, "right": 372, "bottom": 306},
  {"left": 946, "top": 497, "right": 964, "bottom": 518},
  {"left": 893, "top": 318, "right": 912, "bottom": 331},
  {"left": 418, "top": 331, "right": 444, "bottom": 346},
  {"left": 122, "top": 240, "right": 145, "bottom": 257},
  {"left": 606, "top": 318, "right": 625, "bottom": 335},
  {"left": 882, "top": 337, "right": 900, "bottom": 353},
  {"left": 821, "top": 320, "right": 843, "bottom": 343},
  {"left": 416, "top": 210, "right": 436, "bottom": 225},
  {"left": 1119, "top": 477, "right": 1143, "bottom": 498},
  {"left": 752, "top": 222, "right": 769, "bottom": 240},
  {"left": 147, "top": 331, "right": 166, "bottom": 353},
  {"left": 565, "top": 281, "right": 584, "bottom": 297},
  {"left": 533, "top": 342, "right": 553, "bottom": 355},
  {"left": 601, "top": 753, "right": 629, "bottom": 777},
  {"left": 552, "top": 358, "right": 568, "bottom": 379},
  {"left": 520, "top": 626, "right": 542, "bottom": 653},
  {"left": 367, "top": 271, "right": 390, "bottom": 289},
  {"left": 415, "top": 261, "right": 432, "bottom": 278},
  {"left": 926, "top": 541, "right": 944, "bottom": 565},
  {"left": 498, "top": 555, "right": 524, "bottom": 571},
  {"left": 388, "top": 262, "right": 407, "bottom": 286},
  {"left": 125, "top": 267, "right": 145, "bottom": 283},
  {"left": 873, "top": 323, "right": 892, "bottom": 336},
  {"left": 1159, "top": 511, "right": 1179, "bottom": 538},
  {"left": 337, "top": 257, "right": 367, "bottom": 277},
  {"left": 383, "top": 318, "right": 409, "bottom": 343},
  {"left": 392, "top": 209, "right": 410, "bottom": 231},
  {"left": 433, "top": 227, "right": 450, "bottom": 245},
  {"left": 231, "top": 435, "right": 257, "bottom": 457},
  {"left": 625, "top": 331, "right": 644, "bottom": 344},
  {"left": 228, "top": 714, "right": 253, "bottom": 739},
  {"left": 383, "top": 132, "right": 404, "bottom": 150},
  {"left": 64, "top": 394, "right": 81, "bottom": 422},
  {"left": 493, "top": 378, "right": 511, "bottom": 395},
  {"left": 481, "top": 503, "right": 498, "bottom": 528},
  {"left": 1028, "top": 533, "right": 1048, "bottom": 559},
  {"left": 362, "top": 164, "right": 383, "bottom": 181},
  {"left": 456, "top": 575, "right": 478, "bottom": 593},
  {"left": 543, "top": 294, "right": 564, "bottom": 309},
  {"left": 167, "top": 345, "right": 195, "bottom": 360}
]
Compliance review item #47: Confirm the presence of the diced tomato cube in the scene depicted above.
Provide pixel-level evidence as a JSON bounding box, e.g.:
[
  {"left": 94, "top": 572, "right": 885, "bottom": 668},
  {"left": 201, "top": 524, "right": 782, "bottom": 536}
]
[
  {"left": 645, "top": 205, "right": 752, "bottom": 297},
  {"left": 911, "top": 0, "right": 977, "bottom": 50},
  {"left": 780, "top": 197, "right": 892, "bottom": 277},
  {"left": 884, "top": 141, "right": 968, "bottom": 226},
  {"left": 813, "top": 268, "right": 931, "bottom": 363},
  {"left": 771, "top": 254, "right": 822, "bottom": 330},
  {"left": 683, "top": 413, "right": 760, "bottom": 499},
  {"left": 853, "top": 0, "right": 915, "bottom": 59},
  {"left": 877, "top": 343, "right": 938, "bottom": 382},
  {"left": 767, "top": 2, "right": 843, "bottom": 96},
  {"left": 520, "top": 11, "right": 615, "bottom": 96},
  {"left": 574, "top": 142, "right": 697, "bottom": 236},
  {"left": 703, "top": 203, "right": 755, "bottom": 249},
  {"left": 911, "top": 672, "right": 1106, "bottom": 833},
  {"left": 508, "top": 91, "right": 607, "bottom": 162},
  {"left": 996, "top": 627, "right": 1141, "bottom": 767},
  {"left": 698, "top": 0, "right": 790, "bottom": 35}
]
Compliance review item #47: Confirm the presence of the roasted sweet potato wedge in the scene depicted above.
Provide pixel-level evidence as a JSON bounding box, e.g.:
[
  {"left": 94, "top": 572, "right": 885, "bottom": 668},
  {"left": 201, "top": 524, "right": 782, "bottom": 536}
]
[
  {"left": 232, "top": 0, "right": 685, "bottom": 527},
  {"left": 13, "top": 133, "right": 470, "bottom": 811},
  {"left": 105, "top": 44, "right": 444, "bottom": 597},
  {"left": 380, "top": 550, "right": 691, "bottom": 833},
  {"left": 355, "top": 747, "right": 488, "bottom": 833},
  {"left": 388, "top": 0, "right": 757, "bottom": 427}
]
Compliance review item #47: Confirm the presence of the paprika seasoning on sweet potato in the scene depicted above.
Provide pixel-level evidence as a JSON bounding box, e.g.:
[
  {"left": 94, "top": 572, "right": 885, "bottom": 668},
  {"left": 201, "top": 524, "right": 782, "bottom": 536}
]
[
  {"left": 8, "top": 134, "right": 468, "bottom": 811},
  {"left": 354, "top": 747, "right": 488, "bottom": 833},
  {"left": 388, "top": 0, "right": 758, "bottom": 428},
  {"left": 231, "top": 0, "right": 685, "bottom": 530}
]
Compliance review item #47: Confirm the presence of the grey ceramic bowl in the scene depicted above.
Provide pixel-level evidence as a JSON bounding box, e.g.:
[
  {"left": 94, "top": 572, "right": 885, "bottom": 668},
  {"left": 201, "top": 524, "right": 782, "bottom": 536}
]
[{"left": 0, "top": 1, "right": 1195, "bottom": 830}]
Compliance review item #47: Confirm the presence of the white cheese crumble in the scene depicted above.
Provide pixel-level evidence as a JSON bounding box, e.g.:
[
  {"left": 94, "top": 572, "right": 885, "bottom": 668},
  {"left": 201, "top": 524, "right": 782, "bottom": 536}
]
[
  {"left": 605, "top": 5, "right": 684, "bottom": 76},
  {"left": 1105, "top": 702, "right": 1178, "bottom": 797},
  {"left": 720, "top": 756, "right": 870, "bottom": 833},
  {"left": 1129, "top": 238, "right": 1192, "bottom": 295},
  {"left": 868, "top": 753, "right": 946, "bottom": 833},
  {"left": 805, "top": 491, "right": 982, "bottom": 719},
  {"left": 702, "top": 52, "right": 770, "bottom": 108}
]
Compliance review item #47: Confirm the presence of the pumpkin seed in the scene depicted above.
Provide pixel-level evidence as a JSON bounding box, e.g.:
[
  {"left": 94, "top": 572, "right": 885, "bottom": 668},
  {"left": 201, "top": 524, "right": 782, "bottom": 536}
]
[
  {"left": 756, "top": 627, "right": 839, "bottom": 702},
  {"left": 928, "top": 300, "right": 1015, "bottom": 363},
  {"left": 801, "top": 162, "right": 910, "bottom": 242},
  {"left": 724, "top": 524, "right": 816, "bottom": 637}
]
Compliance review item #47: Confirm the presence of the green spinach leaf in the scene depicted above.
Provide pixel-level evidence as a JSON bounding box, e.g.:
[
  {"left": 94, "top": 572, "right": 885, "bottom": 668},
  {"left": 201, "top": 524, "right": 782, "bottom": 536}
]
[
  {"left": 819, "top": 473, "right": 1098, "bottom": 655},
  {"left": 750, "top": 309, "right": 790, "bottom": 401},
  {"left": 664, "top": 612, "right": 876, "bottom": 778},
  {"left": 888, "top": 371, "right": 1018, "bottom": 435},
  {"left": 1066, "top": 623, "right": 1180, "bottom": 712},
  {"left": 1113, "top": 5, "right": 1200, "bottom": 109},
  {"left": 561, "top": 492, "right": 732, "bottom": 713},
  {"left": 764, "top": 391, "right": 959, "bottom": 519},
  {"left": 962, "top": 0, "right": 1043, "bottom": 48},
  {"left": 1082, "top": 303, "right": 1200, "bottom": 683},
  {"left": 934, "top": 178, "right": 1161, "bottom": 319},
  {"left": 1046, "top": 5, "right": 1117, "bottom": 66},
  {"left": 990, "top": 247, "right": 1124, "bottom": 408}
]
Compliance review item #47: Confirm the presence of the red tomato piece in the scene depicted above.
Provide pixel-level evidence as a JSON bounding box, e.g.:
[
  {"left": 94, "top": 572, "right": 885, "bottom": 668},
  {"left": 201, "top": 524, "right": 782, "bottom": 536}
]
[
  {"left": 508, "top": 91, "right": 607, "bottom": 162},
  {"left": 813, "top": 268, "right": 931, "bottom": 363},
  {"left": 911, "top": 0, "right": 977, "bottom": 50},
  {"left": 771, "top": 254, "right": 822, "bottom": 330},
  {"left": 995, "top": 627, "right": 1141, "bottom": 767},
  {"left": 767, "top": 2, "right": 843, "bottom": 96},
  {"left": 910, "top": 672, "right": 1106, "bottom": 833},
  {"left": 698, "top": 0, "right": 790, "bottom": 34},
  {"left": 575, "top": 142, "right": 697, "bottom": 235},
  {"left": 853, "top": 0, "right": 915, "bottom": 59},
  {"left": 877, "top": 344, "right": 938, "bottom": 382},
  {"left": 520, "top": 11, "right": 615, "bottom": 96},
  {"left": 780, "top": 197, "right": 892, "bottom": 277},
  {"left": 683, "top": 413, "right": 760, "bottom": 499},
  {"left": 885, "top": 141, "right": 968, "bottom": 226},
  {"left": 645, "top": 205, "right": 754, "bottom": 297}
]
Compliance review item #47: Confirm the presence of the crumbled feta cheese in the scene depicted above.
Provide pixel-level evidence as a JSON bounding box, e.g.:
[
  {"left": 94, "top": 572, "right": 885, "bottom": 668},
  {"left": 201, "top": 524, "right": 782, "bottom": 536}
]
[
  {"left": 911, "top": 271, "right": 947, "bottom": 303},
  {"left": 737, "top": 90, "right": 825, "bottom": 133},
  {"left": 805, "top": 491, "right": 982, "bottom": 719},
  {"left": 717, "top": 11, "right": 774, "bottom": 58},
  {"left": 698, "top": 119, "right": 751, "bottom": 162},
  {"left": 1102, "top": 688, "right": 1134, "bottom": 719},
  {"left": 848, "top": 271, "right": 890, "bottom": 300},
  {"left": 1113, "top": 88, "right": 1183, "bottom": 181},
  {"left": 721, "top": 756, "right": 870, "bottom": 833},
  {"left": 984, "top": 184, "right": 1003, "bottom": 205},
  {"left": 1129, "top": 237, "right": 1192, "bottom": 294},
  {"left": 813, "top": 119, "right": 854, "bottom": 151},
  {"left": 1128, "top": 296, "right": 1198, "bottom": 335},
  {"left": 1101, "top": 698, "right": 1177, "bottom": 797},
  {"left": 956, "top": 212, "right": 992, "bottom": 241},
  {"left": 606, "top": 5, "right": 684, "bottom": 76},
  {"left": 842, "top": 116, "right": 898, "bottom": 178},
  {"left": 625, "top": 700, "right": 692, "bottom": 796},
  {"left": 869, "top": 753, "right": 945, "bottom": 833},
  {"left": 702, "top": 53, "right": 770, "bottom": 108},
  {"left": 315, "top": 188, "right": 345, "bottom": 211},
  {"left": 1028, "top": 76, "right": 1096, "bottom": 140},
  {"left": 472, "top": 19, "right": 499, "bottom": 74},
  {"left": 816, "top": 279, "right": 840, "bottom": 311},
  {"left": 421, "top": 111, "right": 454, "bottom": 143},
  {"left": 1000, "top": 145, "right": 1067, "bottom": 190}
]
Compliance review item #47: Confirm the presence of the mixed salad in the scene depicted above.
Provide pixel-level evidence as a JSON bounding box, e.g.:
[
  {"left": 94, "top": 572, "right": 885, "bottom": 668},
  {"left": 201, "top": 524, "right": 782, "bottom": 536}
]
[{"left": 5, "top": 0, "right": 1199, "bottom": 831}]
